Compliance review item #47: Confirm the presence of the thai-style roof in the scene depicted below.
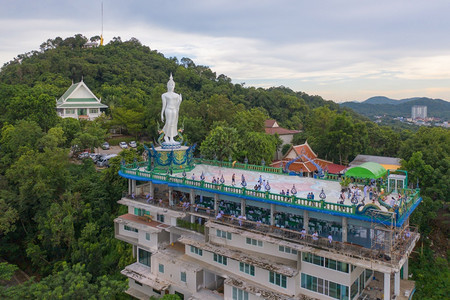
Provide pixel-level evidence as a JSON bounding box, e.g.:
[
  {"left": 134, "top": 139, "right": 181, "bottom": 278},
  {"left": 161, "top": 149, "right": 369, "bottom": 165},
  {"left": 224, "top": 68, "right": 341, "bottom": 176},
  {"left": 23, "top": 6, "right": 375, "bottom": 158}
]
[
  {"left": 345, "top": 162, "right": 387, "bottom": 179},
  {"left": 264, "top": 119, "right": 301, "bottom": 136},
  {"left": 56, "top": 80, "right": 107, "bottom": 108}
]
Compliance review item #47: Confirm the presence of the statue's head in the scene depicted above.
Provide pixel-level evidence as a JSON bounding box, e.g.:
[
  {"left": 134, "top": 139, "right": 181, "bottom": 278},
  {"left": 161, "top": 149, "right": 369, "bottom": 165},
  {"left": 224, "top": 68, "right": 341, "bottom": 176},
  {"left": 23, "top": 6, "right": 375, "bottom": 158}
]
[{"left": 167, "top": 73, "right": 175, "bottom": 92}]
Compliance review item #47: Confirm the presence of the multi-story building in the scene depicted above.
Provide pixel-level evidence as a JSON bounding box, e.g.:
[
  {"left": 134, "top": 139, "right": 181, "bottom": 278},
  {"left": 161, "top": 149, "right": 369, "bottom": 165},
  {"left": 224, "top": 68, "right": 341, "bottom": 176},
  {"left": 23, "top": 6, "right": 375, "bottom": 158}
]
[
  {"left": 411, "top": 105, "right": 427, "bottom": 120},
  {"left": 115, "top": 158, "right": 420, "bottom": 300}
]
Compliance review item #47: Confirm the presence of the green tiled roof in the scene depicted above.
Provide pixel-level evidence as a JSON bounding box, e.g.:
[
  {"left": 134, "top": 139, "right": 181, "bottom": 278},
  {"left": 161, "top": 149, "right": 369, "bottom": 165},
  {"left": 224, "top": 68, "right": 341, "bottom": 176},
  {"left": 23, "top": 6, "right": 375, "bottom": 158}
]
[
  {"left": 58, "top": 82, "right": 80, "bottom": 102},
  {"left": 57, "top": 103, "right": 108, "bottom": 108},
  {"left": 65, "top": 98, "right": 98, "bottom": 102}
]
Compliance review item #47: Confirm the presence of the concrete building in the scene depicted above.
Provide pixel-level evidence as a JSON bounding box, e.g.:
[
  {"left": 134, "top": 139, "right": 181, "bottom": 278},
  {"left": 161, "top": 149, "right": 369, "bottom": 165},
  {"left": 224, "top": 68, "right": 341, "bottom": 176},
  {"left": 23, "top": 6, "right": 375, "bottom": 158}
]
[
  {"left": 56, "top": 79, "right": 108, "bottom": 120},
  {"left": 115, "top": 159, "right": 420, "bottom": 300},
  {"left": 411, "top": 105, "right": 427, "bottom": 120}
]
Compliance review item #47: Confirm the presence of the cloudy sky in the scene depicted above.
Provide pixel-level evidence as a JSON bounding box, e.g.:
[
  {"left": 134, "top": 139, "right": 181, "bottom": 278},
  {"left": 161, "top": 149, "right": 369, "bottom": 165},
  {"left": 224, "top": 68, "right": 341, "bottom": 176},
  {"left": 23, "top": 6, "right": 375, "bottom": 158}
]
[{"left": 1, "top": 0, "right": 450, "bottom": 102}]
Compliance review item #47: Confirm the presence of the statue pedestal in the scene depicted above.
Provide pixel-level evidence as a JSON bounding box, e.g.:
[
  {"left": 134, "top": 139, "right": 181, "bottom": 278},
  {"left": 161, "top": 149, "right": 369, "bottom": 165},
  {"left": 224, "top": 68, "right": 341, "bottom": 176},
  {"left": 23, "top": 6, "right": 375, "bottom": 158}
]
[{"left": 148, "top": 145, "right": 195, "bottom": 173}]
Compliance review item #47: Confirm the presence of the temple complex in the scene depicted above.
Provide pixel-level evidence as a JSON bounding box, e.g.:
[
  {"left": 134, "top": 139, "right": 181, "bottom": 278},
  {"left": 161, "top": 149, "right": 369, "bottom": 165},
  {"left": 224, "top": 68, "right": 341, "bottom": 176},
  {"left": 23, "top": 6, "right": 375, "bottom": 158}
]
[{"left": 114, "top": 75, "right": 420, "bottom": 300}]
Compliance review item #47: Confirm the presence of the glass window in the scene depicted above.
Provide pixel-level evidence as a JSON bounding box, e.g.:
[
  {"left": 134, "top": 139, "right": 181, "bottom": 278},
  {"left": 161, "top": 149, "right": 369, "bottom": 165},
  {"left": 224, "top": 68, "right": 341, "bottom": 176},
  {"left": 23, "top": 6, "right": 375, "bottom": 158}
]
[
  {"left": 190, "top": 246, "right": 203, "bottom": 256},
  {"left": 351, "top": 278, "right": 358, "bottom": 299},
  {"left": 301, "top": 273, "right": 349, "bottom": 300},
  {"left": 159, "top": 263, "right": 164, "bottom": 273},
  {"left": 157, "top": 214, "right": 165, "bottom": 223},
  {"left": 124, "top": 225, "right": 138, "bottom": 233},
  {"left": 246, "top": 237, "right": 262, "bottom": 247},
  {"left": 269, "top": 272, "right": 287, "bottom": 288},
  {"left": 65, "top": 109, "right": 75, "bottom": 114},
  {"left": 89, "top": 108, "right": 98, "bottom": 114},
  {"left": 216, "top": 229, "right": 232, "bottom": 240},
  {"left": 138, "top": 248, "right": 151, "bottom": 267},
  {"left": 213, "top": 253, "right": 227, "bottom": 265},
  {"left": 365, "top": 269, "right": 373, "bottom": 282},
  {"left": 181, "top": 271, "right": 186, "bottom": 282},
  {"left": 239, "top": 262, "right": 255, "bottom": 276},
  {"left": 145, "top": 232, "right": 151, "bottom": 241},
  {"left": 232, "top": 287, "right": 249, "bottom": 300}
]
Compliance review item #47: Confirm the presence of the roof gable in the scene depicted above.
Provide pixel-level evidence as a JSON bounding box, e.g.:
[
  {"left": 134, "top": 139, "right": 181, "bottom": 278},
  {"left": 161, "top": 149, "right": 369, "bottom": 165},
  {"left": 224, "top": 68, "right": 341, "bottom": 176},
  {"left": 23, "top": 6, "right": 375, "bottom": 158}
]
[
  {"left": 265, "top": 120, "right": 278, "bottom": 128},
  {"left": 58, "top": 80, "right": 100, "bottom": 104}
]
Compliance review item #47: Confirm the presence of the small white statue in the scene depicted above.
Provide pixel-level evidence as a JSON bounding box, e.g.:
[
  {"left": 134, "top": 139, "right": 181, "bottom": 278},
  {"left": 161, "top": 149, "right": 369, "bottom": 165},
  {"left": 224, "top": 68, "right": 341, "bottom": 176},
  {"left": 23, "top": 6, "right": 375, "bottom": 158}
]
[{"left": 161, "top": 74, "right": 182, "bottom": 144}]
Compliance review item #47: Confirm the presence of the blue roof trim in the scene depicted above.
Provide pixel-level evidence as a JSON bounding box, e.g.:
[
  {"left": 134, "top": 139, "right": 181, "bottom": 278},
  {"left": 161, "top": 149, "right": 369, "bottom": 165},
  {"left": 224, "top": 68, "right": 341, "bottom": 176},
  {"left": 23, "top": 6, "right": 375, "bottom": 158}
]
[{"left": 118, "top": 171, "right": 417, "bottom": 226}]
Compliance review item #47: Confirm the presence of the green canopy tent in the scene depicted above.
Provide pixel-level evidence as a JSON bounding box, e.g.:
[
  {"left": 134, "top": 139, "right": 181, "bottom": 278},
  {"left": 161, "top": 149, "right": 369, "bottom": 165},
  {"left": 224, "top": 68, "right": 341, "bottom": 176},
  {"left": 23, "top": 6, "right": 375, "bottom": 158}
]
[{"left": 345, "top": 162, "right": 387, "bottom": 179}]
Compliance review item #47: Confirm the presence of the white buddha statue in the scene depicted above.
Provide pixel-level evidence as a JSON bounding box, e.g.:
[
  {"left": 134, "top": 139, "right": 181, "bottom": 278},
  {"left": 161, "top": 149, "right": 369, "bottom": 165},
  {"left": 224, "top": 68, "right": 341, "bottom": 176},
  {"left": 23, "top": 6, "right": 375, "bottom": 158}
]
[{"left": 161, "top": 74, "right": 182, "bottom": 144}]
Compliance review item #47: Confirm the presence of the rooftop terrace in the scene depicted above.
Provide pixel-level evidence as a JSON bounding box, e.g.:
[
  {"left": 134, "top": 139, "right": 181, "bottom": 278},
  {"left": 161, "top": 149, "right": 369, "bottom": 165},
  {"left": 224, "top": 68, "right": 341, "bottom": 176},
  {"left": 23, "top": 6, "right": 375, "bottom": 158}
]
[{"left": 119, "top": 159, "right": 421, "bottom": 227}]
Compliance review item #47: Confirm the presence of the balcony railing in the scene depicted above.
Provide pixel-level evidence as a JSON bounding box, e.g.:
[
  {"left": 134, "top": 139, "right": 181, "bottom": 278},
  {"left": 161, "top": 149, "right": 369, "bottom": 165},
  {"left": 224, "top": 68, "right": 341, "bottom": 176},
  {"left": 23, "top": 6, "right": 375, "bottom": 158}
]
[{"left": 211, "top": 215, "right": 419, "bottom": 268}]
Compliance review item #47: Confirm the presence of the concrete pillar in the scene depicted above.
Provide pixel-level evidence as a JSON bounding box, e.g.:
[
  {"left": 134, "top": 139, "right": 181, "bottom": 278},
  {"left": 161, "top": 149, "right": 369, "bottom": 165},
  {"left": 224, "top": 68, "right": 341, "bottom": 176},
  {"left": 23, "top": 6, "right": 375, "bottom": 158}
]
[
  {"left": 128, "top": 179, "right": 132, "bottom": 194},
  {"left": 168, "top": 187, "right": 173, "bottom": 206},
  {"left": 270, "top": 204, "right": 275, "bottom": 226},
  {"left": 149, "top": 181, "right": 154, "bottom": 197},
  {"left": 394, "top": 271, "right": 400, "bottom": 296},
  {"left": 190, "top": 189, "right": 195, "bottom": 205},
  {"left": 384, "top": 272, "right": 391, "bottom": 300},
  {"left": 402, "top": 258, "right": 409, "bottom": 279},
  {"left": 214, "top": 194, "right": 219, "bottom": 215},
  {"left": 296, "top": 251, "right": 301, "bottom": 270},
  {"left": 131, "top": 180, "right": 136, "bottom": 193},
  {"left": 303, "top": 211, "right": 309, "bottom": 233},
  {"left": 241, "top": 199, "right": 246, "bottom": 217},
  {"left": 342, "top": 217, "right": 348, "bottom": 242}
]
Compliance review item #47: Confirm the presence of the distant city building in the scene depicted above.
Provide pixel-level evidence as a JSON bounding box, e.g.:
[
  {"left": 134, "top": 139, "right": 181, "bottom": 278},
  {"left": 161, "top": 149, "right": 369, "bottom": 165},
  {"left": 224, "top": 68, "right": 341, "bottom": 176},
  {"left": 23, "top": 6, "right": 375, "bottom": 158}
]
[
  {"left": 411, "top": 105, "right": 427, "bottom": 119},
  {"left": 56, "top": 79, "right": 108, "bottom": 120}
]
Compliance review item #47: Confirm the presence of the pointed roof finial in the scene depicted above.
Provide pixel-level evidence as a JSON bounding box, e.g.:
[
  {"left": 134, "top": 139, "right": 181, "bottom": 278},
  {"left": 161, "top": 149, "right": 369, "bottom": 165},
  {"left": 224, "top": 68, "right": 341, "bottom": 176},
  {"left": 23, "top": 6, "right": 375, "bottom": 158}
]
[
  {"left": 81, "top": 76, "right": 84, "bottom": 82},
  {"left": 72, "top": 78, "right": 74, "bottom": 85}
]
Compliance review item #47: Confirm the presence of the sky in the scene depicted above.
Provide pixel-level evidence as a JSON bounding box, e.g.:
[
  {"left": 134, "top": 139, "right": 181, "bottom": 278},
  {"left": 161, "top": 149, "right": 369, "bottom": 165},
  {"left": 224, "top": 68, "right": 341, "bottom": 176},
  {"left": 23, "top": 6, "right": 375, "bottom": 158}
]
[{"left": 1, "top": 0, "right": 450, "bottom": 103}]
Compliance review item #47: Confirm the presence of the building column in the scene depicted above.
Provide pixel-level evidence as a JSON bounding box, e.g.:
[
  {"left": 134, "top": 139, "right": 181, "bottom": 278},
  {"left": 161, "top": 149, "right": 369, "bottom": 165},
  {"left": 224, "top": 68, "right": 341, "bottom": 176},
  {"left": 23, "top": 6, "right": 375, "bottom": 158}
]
[
  {"left": 402, "top": 258, "right": 409, "bottom": 279},
  {"left": 131, "top": 180, "right": 136, "bottom": 194},
  {"left": 168, "top": 187, "right": 173, "bottom": 206},
  {"left": 303, "top": 211, "right": 309, "bottom": 233},
  {"left": 270, "top": 204, "right": 275, "bottom": 226},
  {"left": 384, "top": 272, "right": 391, "bottom": 300},
  {"left": 149, "top": 181, "right": 154, "bottom": 197},
  {"left": 190, "top": 189, "right": 196, "bottom": 222},
  {"left": 214, "top": 194, "right": 219, "bottom": 215},
  {"left": 342, "top": 217, "right": 348, "bottom": 242},
  {"left": 241, "top": 199, "right": 246, "bottom": 217},
  {"left": 394, "top": 271, "right": 400, "bottom": 296},
  {"left": 128, "top": 179, "right": 132, "bottom": 194}
]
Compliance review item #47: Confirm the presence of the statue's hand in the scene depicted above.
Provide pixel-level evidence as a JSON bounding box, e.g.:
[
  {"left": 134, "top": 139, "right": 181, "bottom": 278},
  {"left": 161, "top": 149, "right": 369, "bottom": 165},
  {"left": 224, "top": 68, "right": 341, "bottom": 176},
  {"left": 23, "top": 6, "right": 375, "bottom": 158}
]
[{"left": 161, "top": 115, "right": 164, "bottom": 122}]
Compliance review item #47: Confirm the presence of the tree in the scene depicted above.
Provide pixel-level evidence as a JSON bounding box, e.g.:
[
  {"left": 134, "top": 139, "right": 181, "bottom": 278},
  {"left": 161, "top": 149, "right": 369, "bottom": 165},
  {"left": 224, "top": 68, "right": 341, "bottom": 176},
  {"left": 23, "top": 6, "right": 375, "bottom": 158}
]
[
  {"left": 200, "top": 126, "right": 240, "bottom": 160},
  {"left": 240, "top": 132, "right": 278, "bottom": 165},
  {"left": 0, "top": 199, "right": 18, "bottom": 235}
]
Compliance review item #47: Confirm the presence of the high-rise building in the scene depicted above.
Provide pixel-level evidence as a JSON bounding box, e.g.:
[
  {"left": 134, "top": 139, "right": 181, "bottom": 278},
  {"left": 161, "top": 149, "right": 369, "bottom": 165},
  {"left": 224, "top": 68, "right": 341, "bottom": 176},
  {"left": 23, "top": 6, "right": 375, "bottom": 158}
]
[
  {"left": 115, "top": 159, "right": 420, "bottom": 300},
  {"left": 411, "top": 105, "right": 427, "bottom": 119}
]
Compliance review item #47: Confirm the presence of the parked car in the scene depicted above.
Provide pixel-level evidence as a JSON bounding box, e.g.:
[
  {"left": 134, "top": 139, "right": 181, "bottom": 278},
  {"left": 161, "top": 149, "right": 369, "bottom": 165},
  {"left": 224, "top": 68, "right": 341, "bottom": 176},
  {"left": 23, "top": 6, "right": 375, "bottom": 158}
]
[
  {"left": 129, "top": 141, "right": 137, "bottom": 148},
  {"left": 78, "top": 152, "right": 90, "bottom": 159},
  {"left": 101, "top": 142, "right": 110, "bottom": 150},
  {"left": 90, "top": 153, "right": 103, "bottom": 163},
  {"left": 96, "top": 154, "right": 118, "bottom": 167},
  {"left": 119, "top": 142, "right": 128, "bottom": 149}
]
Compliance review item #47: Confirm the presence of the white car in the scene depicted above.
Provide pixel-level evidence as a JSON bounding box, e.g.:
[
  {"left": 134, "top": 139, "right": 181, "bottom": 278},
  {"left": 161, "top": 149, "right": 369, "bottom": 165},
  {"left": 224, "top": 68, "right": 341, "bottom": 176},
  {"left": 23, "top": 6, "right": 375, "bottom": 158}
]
[
  {"left": 119, "top": 142, "right": 128, "bottom": 149},
  {"left": 129, "top": 141, "right": 137, "bottom": 148}
]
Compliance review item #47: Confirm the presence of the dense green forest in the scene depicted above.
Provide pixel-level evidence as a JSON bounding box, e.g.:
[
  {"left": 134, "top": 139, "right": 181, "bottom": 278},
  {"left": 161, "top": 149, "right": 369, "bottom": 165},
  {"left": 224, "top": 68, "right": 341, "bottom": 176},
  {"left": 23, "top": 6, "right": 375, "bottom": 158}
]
[{"left": 0, "top": 34, "right": 448, "bottom": 299}]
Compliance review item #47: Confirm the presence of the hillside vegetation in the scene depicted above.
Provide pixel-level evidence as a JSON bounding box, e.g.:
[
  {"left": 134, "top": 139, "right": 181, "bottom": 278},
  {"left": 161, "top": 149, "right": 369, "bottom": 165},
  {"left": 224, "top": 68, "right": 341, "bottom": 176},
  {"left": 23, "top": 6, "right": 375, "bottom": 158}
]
[{"left": 0, "top": 34, "right": 448, "bottom": 299}]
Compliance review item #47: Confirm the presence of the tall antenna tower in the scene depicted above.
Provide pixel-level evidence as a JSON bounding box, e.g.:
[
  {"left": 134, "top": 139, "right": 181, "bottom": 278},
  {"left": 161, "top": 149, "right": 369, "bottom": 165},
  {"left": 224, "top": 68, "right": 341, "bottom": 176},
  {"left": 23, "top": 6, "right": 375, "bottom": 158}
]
[{"left": 100, "top": 1, "right": 104, "bottom": 46}]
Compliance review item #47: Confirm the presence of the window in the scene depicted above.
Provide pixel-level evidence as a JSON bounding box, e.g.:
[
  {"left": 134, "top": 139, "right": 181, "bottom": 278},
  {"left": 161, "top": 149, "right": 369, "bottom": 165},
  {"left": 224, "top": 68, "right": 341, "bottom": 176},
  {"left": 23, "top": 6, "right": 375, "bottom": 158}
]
[
  {"left": 239, "top": 262, "right": 255, "bottom": 276},
  {"left": 89, "top": 108, "right": 98, "bottom": 114},
  {"left": 181, "top": 271, "right": 186, "bottom": 282},
  {"left": 216, "top": 229, "right": 232, "bottom": 240},
  {"left": 269, "top": 271, "right": 287, "bottom": 288},
  {"left": 213, "top": 253, "right": 227, "bottom": 265},
  {"left": 134, "top": 280, "right": 142, "bottom": 286},
  {"left": 303, "top": 253, "right": 349, "bottom": 273},
  {"left": 232, "top": 287, "right": 249, "bottom": 300},
  {"left": 65, "top": 109, "right": 75, "bottom": 114},
  {"left": 138, "top": 248, "right": 151, "bottom": 267},
  {"left": 157, "top": 214, "right": 165, "bottom": 223},
  {"left": 279, "top": 245, "right": 297, "bottom": 254},
  {"left": 146, "top": 232, "right": 151, "bottom": 241},
  {"left": 246, "top": 237, "right": 263, "bottom": 247},
  {"left": 159, "top": 263, "right": 164, "bottom": 273},
  {"left": 351, "top": 278, "right": 358, "bottom": 299},
  {"left": 134, "top": 208, "right": 150, "bottom": 216},
  {"left": 124, "top": 225, "right": 138, "bottom": 233},
  {"left": 190, "top": 246, "right": 203, "bottom": 256},
  {"left": 301, "top": 273, "right": 349, "bottom": 300},
  {"left": 365, "top": 269, "right": 373, "bottom": 282}
]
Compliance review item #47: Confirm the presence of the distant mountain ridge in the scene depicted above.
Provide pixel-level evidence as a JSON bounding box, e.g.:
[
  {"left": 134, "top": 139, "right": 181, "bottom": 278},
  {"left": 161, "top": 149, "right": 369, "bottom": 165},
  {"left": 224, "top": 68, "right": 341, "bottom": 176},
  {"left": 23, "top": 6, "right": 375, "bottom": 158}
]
[{"left": 341, "top": 96, "right": 450, "bottom": 119}]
